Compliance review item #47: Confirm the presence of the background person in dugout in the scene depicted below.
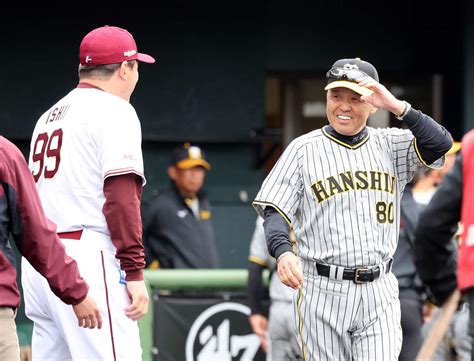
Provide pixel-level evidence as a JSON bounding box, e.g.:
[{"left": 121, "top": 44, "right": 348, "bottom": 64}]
[
  {"left": 143, "top": 143, "right": 219, "bottom": 268},
  {"left": 0, "top": 136, "right": 102, "bottom": 361},
  {"left": 246, "top": 216, "right": 302, "bottom": 361},
  {"left": 392, "top": 141, "right": 461, "bottom": 361},
  {"left": 252, "top": 57, "right": 452, "bottom": 360}
]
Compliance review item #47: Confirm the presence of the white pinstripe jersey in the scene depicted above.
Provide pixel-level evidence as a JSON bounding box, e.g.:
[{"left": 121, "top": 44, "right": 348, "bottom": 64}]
[
  {"left": 28, "top": 87, "right": 145, "bottom": 235},
  {"left": 253, "top": 126, "right": 444, "bottom": 268}
]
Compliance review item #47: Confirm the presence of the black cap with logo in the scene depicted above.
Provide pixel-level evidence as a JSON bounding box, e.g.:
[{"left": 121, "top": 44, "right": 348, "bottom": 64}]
[
  {"left": 170, "top": 143, "right": 211, "bottom": 170},
  {"left": 325, "top": 57, "right": 379, "bottom": 96}
]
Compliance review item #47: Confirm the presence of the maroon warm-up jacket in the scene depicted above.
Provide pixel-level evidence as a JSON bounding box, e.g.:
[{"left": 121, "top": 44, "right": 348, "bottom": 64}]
[{"left": 0, "top": 135, "right": 88, "bottom": 308}]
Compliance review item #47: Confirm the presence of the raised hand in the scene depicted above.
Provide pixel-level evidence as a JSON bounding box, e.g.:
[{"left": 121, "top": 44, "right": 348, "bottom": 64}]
[{"left": 357, "top": 76, "right": 406, "bottom": 116}]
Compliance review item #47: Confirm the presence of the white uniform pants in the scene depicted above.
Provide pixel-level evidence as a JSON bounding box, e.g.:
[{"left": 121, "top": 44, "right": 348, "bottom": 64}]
[
  {"left": 267, "top": 300, "right": 302, "bottom": 361},
  {"left": 21, "top": 229, "right": 142, "bottom": 361},
  {"left": 296, "top": 271, "right": 402, "bottom": 361}
]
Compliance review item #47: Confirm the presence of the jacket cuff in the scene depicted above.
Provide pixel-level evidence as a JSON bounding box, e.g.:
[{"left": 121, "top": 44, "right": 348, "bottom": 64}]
[
  {"left": 274, "top": 244, "right": 293, "bottom": 261},
  {"left": 125, "top": 269, "right": 144, "bottom": 282},
  {"left": 402, "top": 108, "right": 420, "bottom": 128}
]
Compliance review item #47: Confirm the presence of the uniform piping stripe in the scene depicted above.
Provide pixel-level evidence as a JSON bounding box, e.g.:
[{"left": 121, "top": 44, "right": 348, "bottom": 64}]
[
  {"left": 413, "top": 138, "right": 446, "bottom": 169},
  {"left": 252, "top": 201, "right": 292, "bottom": 225},
  {"left": 105, "top": 166, "right": 140, "bottom": 172},
  {"left": 322, "top": 127, "right": 370, "bottom": 149},
  {"left": 248, "top": 256, "right": 268, "bottom": 267},
  {"left": 104, "top": 168, "right": 144, "bottom": 178},
  {"left": 297, "top": 286, "right": 307, "bottom": 361},
  {"left": 101, "top": 251, "right": 117, "bottom": 361}
]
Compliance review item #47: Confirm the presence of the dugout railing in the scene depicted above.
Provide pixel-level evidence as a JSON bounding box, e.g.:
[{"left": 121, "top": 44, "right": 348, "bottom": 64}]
[{"left": 139, "top": 269, "right": 269, "bottom": 361}]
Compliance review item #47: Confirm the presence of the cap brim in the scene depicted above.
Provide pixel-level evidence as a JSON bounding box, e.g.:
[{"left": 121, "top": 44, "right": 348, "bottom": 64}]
[
  {"left": 176, "top": 159, "right": 211, "bottom": 170},
  {"left": 137, "top": 53, "right": 155, "bottom": 64},
  {"left": 324, "top": 80, "right": 373, "bottom": 97},
  {"left": 447, "top": 141, "right": 461, "bottom": 155}
]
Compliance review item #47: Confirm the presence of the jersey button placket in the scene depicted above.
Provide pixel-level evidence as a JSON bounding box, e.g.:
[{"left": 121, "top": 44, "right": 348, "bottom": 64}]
[{"left": 352, "top": 152, "right": 370, "bottom": 265}]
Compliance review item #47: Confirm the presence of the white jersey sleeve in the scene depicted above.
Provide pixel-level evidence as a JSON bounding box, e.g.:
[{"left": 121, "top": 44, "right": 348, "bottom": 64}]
[
  {"left": 248, "top": 217, "right": 273, "bottom": 268},
  {"left": 380, "top": 127, "right": 445, "bottom": 186},
  {"left": 98, "top": 104, "right": 145, "bottom": 184},
  {"left": 253, "top": 137, "right": 303, "bottom": 224}
]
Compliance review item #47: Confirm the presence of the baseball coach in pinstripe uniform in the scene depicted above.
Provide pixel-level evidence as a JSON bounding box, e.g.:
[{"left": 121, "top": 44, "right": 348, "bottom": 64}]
[{"left": 253, "top": 57, "right": 452, "bottom": 360}]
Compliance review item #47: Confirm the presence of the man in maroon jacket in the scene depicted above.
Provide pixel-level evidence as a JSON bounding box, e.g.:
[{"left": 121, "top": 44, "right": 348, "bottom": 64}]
[{"left": 0, "top": 136, "right": 102, "bottom": 360}]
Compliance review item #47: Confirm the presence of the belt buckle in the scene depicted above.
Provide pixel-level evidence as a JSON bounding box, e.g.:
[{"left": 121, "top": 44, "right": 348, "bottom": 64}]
[{"left": 354, "top": 268, "right": 370, "bottom": 284}]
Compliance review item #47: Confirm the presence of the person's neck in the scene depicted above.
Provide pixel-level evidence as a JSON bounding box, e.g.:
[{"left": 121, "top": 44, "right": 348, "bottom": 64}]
[{"left": 78, "top": 79, "right": 130, "bottom": 102}]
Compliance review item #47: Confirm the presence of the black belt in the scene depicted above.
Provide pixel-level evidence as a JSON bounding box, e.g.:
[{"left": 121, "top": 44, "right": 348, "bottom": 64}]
[{"left": 316, "top": 259, "right": 392, "bottom": 284}]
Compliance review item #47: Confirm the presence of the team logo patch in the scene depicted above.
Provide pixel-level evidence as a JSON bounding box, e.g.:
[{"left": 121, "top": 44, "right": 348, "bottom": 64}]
[
  {"left": 124, "top": 50, "right": 137, "bottom": 57},
  {"left": 118, "top": 269, "right": 127, "bottom": 285},
  {"left": 200, "top": 210, "right": 211, "bottom": 220},
  {"left": 177, "top": 209, "right": 188, "bottom": 218},
  {"left": 343, "top": 63, "right": 359, "bottom": 70},
  {"left": 188, "top": 146, "right": 202, "bottom": 160}
]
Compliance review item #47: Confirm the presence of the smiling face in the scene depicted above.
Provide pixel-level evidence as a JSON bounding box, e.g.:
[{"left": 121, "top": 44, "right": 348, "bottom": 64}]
[{"left": 326, "top": 87, "right": 377, "bottom": 136}]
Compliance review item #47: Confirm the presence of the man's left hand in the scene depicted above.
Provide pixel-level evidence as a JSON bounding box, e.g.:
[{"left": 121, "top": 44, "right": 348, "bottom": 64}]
[{"left": 125, "top": 280, "right": 149, "bottom": 320}]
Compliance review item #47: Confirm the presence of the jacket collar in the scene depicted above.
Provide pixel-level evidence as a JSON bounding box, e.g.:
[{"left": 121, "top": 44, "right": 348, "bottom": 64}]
[{"left": 322, "top": 125, "right": 369, "bottom": 149}]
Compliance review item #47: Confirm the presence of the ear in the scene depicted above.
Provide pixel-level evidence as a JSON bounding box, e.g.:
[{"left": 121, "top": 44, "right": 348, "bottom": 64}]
[
  {"left": 167, "top": 166, "right": 177, "bottom": 180},
  {"left": 369, "top": 105, "right": 378, "bottom": 115},
  {"left": 118, "top": 61, "right": 129, "bottom": 80}
]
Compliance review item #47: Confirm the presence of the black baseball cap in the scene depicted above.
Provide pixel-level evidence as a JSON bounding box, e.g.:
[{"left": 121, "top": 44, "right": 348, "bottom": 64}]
[
  {"left": 325, "top": 58, "right": 379, "bottom": 96},
  {"left": 171, "top": 143, "right": 211, "bottom": 170}
]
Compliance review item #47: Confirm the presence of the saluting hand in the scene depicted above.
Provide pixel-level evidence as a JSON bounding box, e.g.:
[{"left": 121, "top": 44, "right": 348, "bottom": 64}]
[
  {"left": 356, "top": 77, "right": 406, "bottom": 116},
  {"left": 277, "top": 252, "right": 304, "bottom": 289}
]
